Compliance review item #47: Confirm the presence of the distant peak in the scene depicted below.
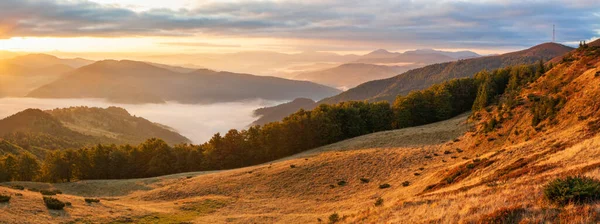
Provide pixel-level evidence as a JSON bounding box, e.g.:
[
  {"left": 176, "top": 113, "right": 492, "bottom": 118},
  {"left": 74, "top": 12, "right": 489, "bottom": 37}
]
[{"left": 371, "top": 49, "right": 391, "bottom": 54}]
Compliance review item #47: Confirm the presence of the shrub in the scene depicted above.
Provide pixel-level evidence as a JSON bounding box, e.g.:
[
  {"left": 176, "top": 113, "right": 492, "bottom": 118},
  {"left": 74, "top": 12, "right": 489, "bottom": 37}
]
[
  {"left": 65, "top": 202, "right": 72, "bottom": 206},
  {"left": 374, "top": 197, "right": 384, "bottom": 206},
  {"left": 10, "top": 185, "right": 24, "bottom": 190},
  {"left": 15, "top": 193, "right": 22, "bottom": 197},
  {"left": 40, "top": 190, "right": 57, "bottom": 196},
  {"left": 466, "top": 164, "right": 475, "bottom": 169},
  {"left": 444, "top": 150, "right": 452, "bottom": 154},
  {"left": 414, "top": 173, "right": 420, "bottom": 176},
  {"left": 379, "top": 184, "right": 391, "bottom": 189},
  {"left": 290, "top": 165, "right": 296, "bottom": 168},
  {"left": 360, "top": 178, "right": 370, "bottom": 183},
  {"left": 329, "top": 213, "right": 340, "bottom": 224},
  {"left": 0, "top": 194, "right": 10, "bottom": 203},
  {"left": 456, "top": 148, "right": 464, "bottom": 153},
  {"left": 402, "top": 181, "right": 410, "bottom": 187},
  {"left": 28, "top": 188, "right": 40, "bottom": 192},
  {"left": 418, "top": 167, "right": 425, "bottom": 171},
  {"left": 424, "top": 155, "right": 432, "bottom": 159},
  {"left": 337, "top": 181, "right": 347, "bottom": 186},
  {"left": 544, "top": 176, "right": 600, "bottom": 205},
  {"left": 85, "top": 198, "right": 100, "bottom": 203},
  {"left": 44, "top": 197, "right": 65, "bottom": 210}
]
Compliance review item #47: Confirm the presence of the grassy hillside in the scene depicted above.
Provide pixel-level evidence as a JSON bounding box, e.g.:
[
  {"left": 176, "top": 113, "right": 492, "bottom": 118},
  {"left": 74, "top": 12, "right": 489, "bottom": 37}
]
[
  {"left": 321, "top": 43, "right": 573, "bottom": 104},
  {"left": 0, "top": 107, "right": 189, "bottom": 157},
  {"left": 47, "top": 106, "right": 190, "bottom": 145},
  {"left": 27, "top": 60, "right": 342, "bottom": 104}
]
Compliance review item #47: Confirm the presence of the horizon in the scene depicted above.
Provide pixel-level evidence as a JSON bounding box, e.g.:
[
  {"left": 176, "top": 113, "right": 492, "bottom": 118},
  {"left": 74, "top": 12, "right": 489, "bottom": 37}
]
[{"left": 1, "top": 0, "right": 598, "bottom": 59}]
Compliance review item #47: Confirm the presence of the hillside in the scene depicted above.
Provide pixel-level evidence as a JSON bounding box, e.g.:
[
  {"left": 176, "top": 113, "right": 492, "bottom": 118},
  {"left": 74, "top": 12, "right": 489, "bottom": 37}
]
[
  {"left": 0, "top": 42, "right": 597, "bottom": 223},
  {"left": 26, "top": 60, "right": 342, "bottom": 104},
  {"left": 0, "top": 59, "right": 75, "bottom": 97},
  {"left": 354, "top": 49, "right": 479, "bottom": 64},
  {"left": 320, "top": 43, "right": 573, "bottom": 104},
  {"left": 251, "top": 98, "right": 317, "bottom": 126},
  {"left": 0, "top": 107, "right": 189, "bottom": 157},
  {"left": 293, "top": 63, "right": 422, "bottom": 90},
  {"left": 47, "top": 106, "right": 190, "bottom": 145}
]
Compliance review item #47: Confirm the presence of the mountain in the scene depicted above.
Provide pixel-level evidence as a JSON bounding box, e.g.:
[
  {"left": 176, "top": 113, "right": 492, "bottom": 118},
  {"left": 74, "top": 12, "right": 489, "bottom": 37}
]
[
  {"left": 251, "top": 98, "right": 317, "bottom": 126},
  {"left": 405, "top": 49, "right": 481, "bottom": 59},
  {"left": 5, "top": 54, "right": 94, "bottom": 69},
  {"left": 47, "top": 106, "right": 190, "bottom": 145},
  {"left": 0, "top": 107, "right": 190, "bottom": 157},
  {"left": 0, "top": 54, "right": 95, "bottom": 97},
  {"left": 26, "top": 60, "right": 342, "bottom": 104},
  {"left": 354, "top": 48, "right": 480, "bottom": 65},
  {"left": 293, "top": 63, "right": 423, "bottom": 90},
  {"left": 320, "top": 42, "right": 574, "bottom": 104}
]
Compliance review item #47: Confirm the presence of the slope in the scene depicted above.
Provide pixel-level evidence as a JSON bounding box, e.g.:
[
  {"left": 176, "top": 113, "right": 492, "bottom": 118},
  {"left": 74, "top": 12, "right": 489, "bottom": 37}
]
[
  {"left": 0, "top": 107, "right": 190, "bottom": 157},
  {"left": 320, "top": 43, "right": 573, "bottom": 104},
  {"left": 251, "top": 98, "right": 317, "bottom": 126},
  {"left": 26, "top": 60, "right": 342, "bottom": 104}
]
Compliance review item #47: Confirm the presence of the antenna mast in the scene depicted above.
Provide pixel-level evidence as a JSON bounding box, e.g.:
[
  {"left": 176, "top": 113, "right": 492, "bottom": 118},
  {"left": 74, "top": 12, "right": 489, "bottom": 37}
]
[{"left": 553, "top": 24, "right": 555, "bottom": 42}]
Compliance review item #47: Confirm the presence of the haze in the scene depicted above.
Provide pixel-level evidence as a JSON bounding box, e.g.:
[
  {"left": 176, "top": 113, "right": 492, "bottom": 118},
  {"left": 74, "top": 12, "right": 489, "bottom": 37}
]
[{"left": 0, "top": 98, "right": 279, "bottom": 143}]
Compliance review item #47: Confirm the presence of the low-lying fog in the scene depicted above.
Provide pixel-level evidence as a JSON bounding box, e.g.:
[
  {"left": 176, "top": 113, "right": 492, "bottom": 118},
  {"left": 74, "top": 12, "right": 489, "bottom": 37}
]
[{"left": 0, "top": 98, "right": 280, "bottom": 144}]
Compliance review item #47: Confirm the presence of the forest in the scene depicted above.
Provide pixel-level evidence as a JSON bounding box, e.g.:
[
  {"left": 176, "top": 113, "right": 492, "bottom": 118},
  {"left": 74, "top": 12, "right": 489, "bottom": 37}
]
[{"left": 0, "top": 62, "right": 547, "bottom": 182}]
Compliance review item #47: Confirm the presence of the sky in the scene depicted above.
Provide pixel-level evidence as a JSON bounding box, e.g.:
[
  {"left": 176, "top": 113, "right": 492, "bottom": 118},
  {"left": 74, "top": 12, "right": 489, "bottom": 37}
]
[{"left": 0, "top": 0, "right": 599, "bottom": 55}]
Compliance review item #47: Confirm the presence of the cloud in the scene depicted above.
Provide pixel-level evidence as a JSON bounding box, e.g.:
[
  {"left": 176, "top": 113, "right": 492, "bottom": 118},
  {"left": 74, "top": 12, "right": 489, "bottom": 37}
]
[{"left": 1, "top": 0, "right": 599, "bottom": 49}]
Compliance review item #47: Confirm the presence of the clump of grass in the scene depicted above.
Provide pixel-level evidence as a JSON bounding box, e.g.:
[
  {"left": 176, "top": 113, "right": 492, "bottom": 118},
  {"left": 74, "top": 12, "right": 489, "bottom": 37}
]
[
  {"left": 360, "top": 178, "right": 370, "bottom": 183},
  {"left": 290, "top": 164, "right": 297, "bottom": 168},
  {"left": 444, "top": 150, "right": 452, "bottom": 155},
  {"left": 329, "top": 184, "right": 335, "bottom": 189},
  {"left": 478, "top": 206, "right": 525, "bottom": 224},
  {"left": 44, "top": 197, "right": 66, "bottom": 210},
  {"left": 65, "top": 201, "right": 72, "bottom": 206},
  {"left": 402, "top": 181, "right": 410, "bottom": 187},
  {"left": 329, "top": 213, "right": 340, "bottom": 224},
  {"left": 28, "top": 188, "right": 40, "bottom": 192},
  {"left": 85, "top": 198, "right": 101, "bottom": 203},
  {"left": 424, "top": 155, "right": 432, "bottom": 159},
  {"left": 15, "top": 193, "right": 23, "bottom": 197},
  {"left": 544, "top": 176, "right": 600, "bottom": 205},
  {"left": 337, "top": 181, "right": 347, "bottom": 186},
  {"left": 413, "top": 173, "right": 420, "bottom": 176},
  {"left": 418, "top": 167, "right": 425, "bottom": 171},
  {"left": 379, "top": 184, "right": 391, "bottom": 189},
  {"left": 374, "top": 197, "right": 384, "bottom": 206},
  {"left": 0, "top": 194, "right": 11, "bottom": 203},
  {"left": 40, "top": 189, "right": 62, "bottom": 196},
  {"left": 456, "top": 148, "right": 464, "bottom": 153}
]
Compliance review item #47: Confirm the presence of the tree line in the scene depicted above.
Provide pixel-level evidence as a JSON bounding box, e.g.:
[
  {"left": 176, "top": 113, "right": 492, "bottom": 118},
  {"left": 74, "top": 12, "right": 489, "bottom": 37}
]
[{"left": 0, "top": 62, "right": 546, "bottom": 182}]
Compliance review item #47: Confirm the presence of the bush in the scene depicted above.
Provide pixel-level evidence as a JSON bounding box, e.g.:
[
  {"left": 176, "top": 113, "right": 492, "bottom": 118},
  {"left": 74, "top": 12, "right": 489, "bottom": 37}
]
[
  {"left": 544, "top": 176, "right": 600, "bottom": 205},
  {"left": 0, "top": 194, "right": 10, "bottom": 203},
  {"left": 290, "top": 165, "right": 296, "bottom": 168},
  {"left": 360, "top": 178, "right": 370, "bottom": 183},
  {"left": 379, "top": 184, "right": 391, "bottom": 189},
  {"left": 9, "top": 185, "right": 24, "bottom": 190},
  {"left": 44, "top": 197, "right": 65, "bottom": 210},
  {"left": 478, "top": 206, "right": 525, "bottom": 224},
  {"left": 374, "top": 197, "right": 383, "bottom": 206},
  {"left": 85, "top": 198, "right": 100, "bottom": 203},
  {"left": 65, "top": 201, "right": 72, "bottom": 206},
  {"left": 40, "top": 190, "right": 58, "bottom": 196},
  {"left": 329, "top": 212, "right": 340, "bottom": 224},
  {"left": 402, "top": 181, "right": 410, "bottom": 187},
  {"left": 337, "top": 181, "right": 347, "bottom": 186}
]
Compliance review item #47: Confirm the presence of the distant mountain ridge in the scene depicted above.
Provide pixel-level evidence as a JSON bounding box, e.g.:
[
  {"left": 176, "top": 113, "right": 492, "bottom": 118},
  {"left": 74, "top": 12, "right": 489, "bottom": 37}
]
[
  {"left": 26, "top": 60, "right": 342, "bottom": 104},
  {"left": 354, "top": 48, "right": 481, "bottom": 64},
  {"left": 251, "top": 98, "right": 317, "bottom": 126},
  {"left": 320, "top": 42, "right": 574, "bottom": 104}
]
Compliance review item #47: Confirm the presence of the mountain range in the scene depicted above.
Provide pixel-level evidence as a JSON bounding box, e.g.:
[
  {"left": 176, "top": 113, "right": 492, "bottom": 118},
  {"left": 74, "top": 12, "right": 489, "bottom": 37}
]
[
  {"left": 26, "top": 60, "right": 341, "bottom": 104},
  {"left": 320, "top": 42, "right": 574, "bottom": 104}
]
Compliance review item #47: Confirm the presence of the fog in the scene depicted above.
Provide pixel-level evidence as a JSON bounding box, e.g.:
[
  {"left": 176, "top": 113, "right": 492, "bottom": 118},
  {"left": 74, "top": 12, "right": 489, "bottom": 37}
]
[{"left": 0, "top": 98, "right": 281, "bottom": 144}]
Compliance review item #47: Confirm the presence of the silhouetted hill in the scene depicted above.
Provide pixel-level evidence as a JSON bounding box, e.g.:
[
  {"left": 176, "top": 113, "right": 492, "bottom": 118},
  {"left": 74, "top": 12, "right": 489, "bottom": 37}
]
[
  {"left": 26, "top": 60, "right": 342, "bottom": 104},
  {"left": 320, "top": 43, "right": 573, "bottom": 104},
  {"left": 6, "top": 54, "right": 93, "bottom": 69},
  {"left": 251, "top": 98, "right": 317, "bottom": 126}
]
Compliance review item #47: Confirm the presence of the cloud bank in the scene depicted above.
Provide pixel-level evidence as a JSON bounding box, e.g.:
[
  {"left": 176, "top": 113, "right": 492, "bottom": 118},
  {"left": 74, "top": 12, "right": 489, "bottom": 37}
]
[{"left": 1, "top": 0, "right": 599, "bottom": 49}]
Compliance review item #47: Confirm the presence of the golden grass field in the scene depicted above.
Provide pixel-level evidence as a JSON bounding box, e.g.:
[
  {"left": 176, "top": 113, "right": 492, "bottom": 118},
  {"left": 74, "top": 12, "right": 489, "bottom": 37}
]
[{"left": 1, "top": 49, "right": 600, "bottom": 223}]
